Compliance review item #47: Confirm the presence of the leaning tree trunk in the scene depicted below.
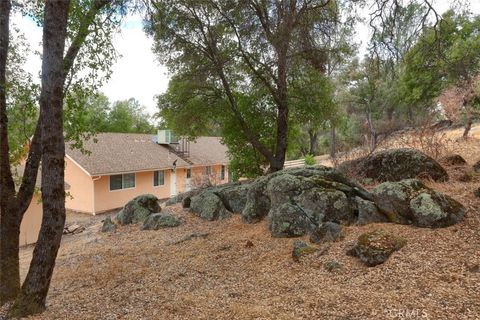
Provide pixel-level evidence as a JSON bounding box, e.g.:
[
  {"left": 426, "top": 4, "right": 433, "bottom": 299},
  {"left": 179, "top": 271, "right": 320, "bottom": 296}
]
[
  {"left": 9, "top": 0, "right": 70, "bottom": 316},
  {"left": 0, "top": 206, "right": 20, "bottom": 303},
  {"left": 0, "top": 0, "right": 19, "bottom": 304},
  {"left": 0, "top": 123, "right": 42, "bottom": 304}
]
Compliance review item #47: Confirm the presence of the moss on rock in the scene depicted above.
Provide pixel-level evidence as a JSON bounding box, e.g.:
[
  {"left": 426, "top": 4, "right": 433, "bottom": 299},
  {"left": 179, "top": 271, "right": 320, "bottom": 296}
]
[
  {"left": 116, "top": 194, "right": 161, "bottom": 225},
  {"left": 373, "top": 179, "right": 464, "bottom": 228},
  {"left": 348, "top": 229, "right": 406, "bottom": 266}
]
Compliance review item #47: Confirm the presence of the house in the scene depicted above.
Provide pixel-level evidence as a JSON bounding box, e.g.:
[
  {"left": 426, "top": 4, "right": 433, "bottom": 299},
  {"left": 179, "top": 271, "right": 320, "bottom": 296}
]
[
  {"left": 15, "top": 166, "right": 43, "bottom": 246},
  {"left": 15, "top": 165, "right": 73, "bottom": 245},
  {"left": 64, "top": 131, "right": 229, "bottom": 215},
  {"left": 20, "top": 193, "right": 42, "bottom": 246}
]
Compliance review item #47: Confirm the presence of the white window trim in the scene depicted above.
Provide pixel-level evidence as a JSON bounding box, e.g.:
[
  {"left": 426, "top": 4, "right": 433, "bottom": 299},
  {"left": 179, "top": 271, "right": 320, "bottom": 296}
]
[
  {"left": 153, "top": 170, "right": 166, "bottom": 188},
  {"left": 109, "top": 173, "right": 136, "bottom": 192}
]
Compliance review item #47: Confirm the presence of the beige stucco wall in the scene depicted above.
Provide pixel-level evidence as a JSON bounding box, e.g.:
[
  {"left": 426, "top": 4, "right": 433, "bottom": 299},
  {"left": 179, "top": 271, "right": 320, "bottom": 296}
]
[
  {"left": 94, "top": 170, "right": 174, "bottom": 213},
  {"left": 64, "top": 156, "right": 229, "bottom": 214},
  {"left": 20, "top": 194, "right": 42, "bottom": 246},
  {"left": 65, "top": 156, "right": 94, "bottom": 213}
]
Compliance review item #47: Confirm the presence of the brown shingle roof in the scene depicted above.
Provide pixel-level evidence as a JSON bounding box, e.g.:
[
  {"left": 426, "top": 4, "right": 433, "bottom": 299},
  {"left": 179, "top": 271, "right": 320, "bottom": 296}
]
[
  {"left": 187, "top": 137, "right": 229, "bottom": 166},
  {"left": 66, "top": 133, "right": 228, "bottom": 176}
]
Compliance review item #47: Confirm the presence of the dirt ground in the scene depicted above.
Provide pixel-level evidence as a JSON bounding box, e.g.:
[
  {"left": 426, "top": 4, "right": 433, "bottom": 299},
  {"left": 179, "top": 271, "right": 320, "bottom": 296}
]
[{"left": 12, "top": 126, "right": 480, "bottom": 319}]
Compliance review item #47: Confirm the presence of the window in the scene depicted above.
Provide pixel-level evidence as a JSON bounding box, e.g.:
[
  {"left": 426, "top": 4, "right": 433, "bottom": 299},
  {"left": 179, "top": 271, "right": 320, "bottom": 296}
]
[
  {"left": 205, "top": 166, "right": 212, "bottom": 175},
  {"left": 221, "top": 165, "right": 226, "bottom": 180},
  {"left": 153, "top": 170, "right": 165, "bottom": 186},
  {"left": 110, "top": 173, "right": 135, "bottom": 191},
  {"left": 186, "top": 168, "right": 191, "bottom": 179}
]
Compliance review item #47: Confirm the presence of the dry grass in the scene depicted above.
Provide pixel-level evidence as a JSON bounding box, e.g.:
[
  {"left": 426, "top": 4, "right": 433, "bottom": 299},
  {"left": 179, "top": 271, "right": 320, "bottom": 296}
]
[
  {"left": 10, "top": 125, "right": 480, "bottom": 320},
  {"left": 22, "top": 202, "right": 480, "bottom": 320}
]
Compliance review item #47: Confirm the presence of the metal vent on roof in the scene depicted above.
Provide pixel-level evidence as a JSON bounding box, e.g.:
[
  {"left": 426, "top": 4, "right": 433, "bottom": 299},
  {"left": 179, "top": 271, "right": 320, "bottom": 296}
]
[{"left": 157, "top": 130, "right": 179, "bottom": 144}]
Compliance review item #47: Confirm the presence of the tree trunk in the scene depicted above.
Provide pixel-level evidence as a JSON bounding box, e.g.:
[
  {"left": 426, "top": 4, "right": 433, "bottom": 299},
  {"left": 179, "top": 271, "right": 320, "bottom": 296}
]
[
  {"left": 366, "top": 112, "right": 377, "bottom": 153},
  {"left": 271, "top": 39, "right": 289, "bottom": 173},
  {"left": 329, "top": 126, "right": 336, "bottom": 159},
  {"left": 463, "top": 116, "right": 472, "bottom": 139},
  {"left": 0, "top": 206, "right": 20, "bottom": 304},
  {"left": 10, "top": 0, "right": 70, "bottom": 316},
  {"left": 308, "top": 128, "right": 318, "bottom": 155},
  {"left": 0, "top": 0, "right": 19, "bottom": 305}
]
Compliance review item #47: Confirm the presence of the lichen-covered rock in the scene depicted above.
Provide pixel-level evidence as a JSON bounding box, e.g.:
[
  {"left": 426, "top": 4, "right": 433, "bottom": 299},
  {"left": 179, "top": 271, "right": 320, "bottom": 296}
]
[
  {"left": 165, "top": 189, "right": 199, "bottom": 207},
  {"left": 297, "top": 188, "right": 355, "bottom": 224},
  {"left": 116, "top": 194, "right": 161, "bottom": 225},
  {"left": 242, "top": 175, "right": 271, "bottom": 223},
  {"left": 347, "top": 229, "right": 406, "bottom": 266},
  {"left": 440, "top": 154, "right": 467, "bottom": 166},
  {"left": 292, "top": 240, "right": 317, "bottom": 262},
  {"left": 101, "top": 216, "right": 116, "bottom": 233},
  {"left": 142, "top": 213, "right": 181, "bottom": 230},
  {"left": 268, "top": 203, "right": 311, "bottom": 237},
  {"left": 356, "top": 197, "right": 389, "bottom": 225},
  {"left": 338, "top": 148, "right": 448, "bottom": 182},
  {"left": 241, "top": 166, "right": 373, "bottom": 239},
  {"left": 310, "top": 222, "right": 344, "bottom": 243},
  {"left": 372, "top": 179, "right": 464, "bottom": 228},
  {"left": 187, "top": 182, "right": 250, "bottom": 220},
  {"left": 409, "top": 192, "right": 464, "bottom": 228},
  {"left": 324, "top": 260, "right": 343, "bottom": 272},
  {"left": 216, "top": 183, "right": 250, "bottom": 213},
  {"left": 190, "top": 192, "right": 231, "bottom": 221},
  {"left": 473, "top": 160, "right": 480, "bottom": 173},
  {"left": 242, "top": 166, "right": 372, "bottom": 225}
]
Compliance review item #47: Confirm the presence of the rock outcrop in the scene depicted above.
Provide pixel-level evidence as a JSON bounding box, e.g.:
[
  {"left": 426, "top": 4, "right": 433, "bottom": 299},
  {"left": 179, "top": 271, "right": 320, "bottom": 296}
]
[
  {"left": 180, "top": 182, "right": 250, "bottom": 220},
  {"left": 338, "top": 148, "right": 448, "bottom": 182},
  {"left": 309, "top": 222, "right": 344, "bottom": 243},
  {"left": 190, "top": 191, "right": 232, "bottom": 221},
  {"left": 142, "top": 213, "right": 181, "bottom": 230},
  {"left": 440, "top": 154, "right": 467, "bottom": 166},
  {"left": 241, "top": 166, "right": 374, "bottom": 239},
  {"left": 162, "top": 165, "right": 464, "bottom": 240},
  {"left": 101, "top": 216, "right": 117, "bottom": 233},
  {"left": 372, "top": 179, "right": 465, "bottom": 227},
  {"left": 292, "top": 240, "right": 317, "bottom": 262},
  {"left": 347, "top": 229, "right": 406, "bottom": 266},
  {"left": 116, "top": 194, "right": 161, "bottom": 225}
]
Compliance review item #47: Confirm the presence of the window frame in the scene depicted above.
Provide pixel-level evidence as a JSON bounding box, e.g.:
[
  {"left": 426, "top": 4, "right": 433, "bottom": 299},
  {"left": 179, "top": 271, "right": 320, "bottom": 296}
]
[
  {"left": 186, "top": 168, "right": 191, "bottom": 179},
  {"left": 205, "top": 166, "right": 212, "bottom": 175},
  {"left": 221, "top": 165, "right": 226, "bottom": 180},
  {"left": 109, "top": 173, "right": 136, "bottom": 191},
  {"left": 153, "top": 170, "right": 165, "bottom": 187}
]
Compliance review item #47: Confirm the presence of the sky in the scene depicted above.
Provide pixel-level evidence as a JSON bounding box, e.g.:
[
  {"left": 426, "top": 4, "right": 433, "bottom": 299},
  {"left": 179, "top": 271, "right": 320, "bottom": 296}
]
[{"left": 11, "top": 0, "right": 480, "bottom": 116}]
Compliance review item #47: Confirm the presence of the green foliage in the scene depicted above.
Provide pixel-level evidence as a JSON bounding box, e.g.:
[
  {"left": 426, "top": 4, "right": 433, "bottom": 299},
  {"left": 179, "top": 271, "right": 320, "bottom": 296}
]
[
  {"left": 398, "top": 10, "right": 480, "bottom": 113},
  {"left": 106, "top": 98, "right": 154, "bottom": 133},
  {"left": 148, "top": 0, "right": 356, "bottom": 176},
  {"left": 304, "top": 154, "right": 316, "bottom": 166},
  {"left": 6, "top": 26, "right": 40, "bottom": 164}
]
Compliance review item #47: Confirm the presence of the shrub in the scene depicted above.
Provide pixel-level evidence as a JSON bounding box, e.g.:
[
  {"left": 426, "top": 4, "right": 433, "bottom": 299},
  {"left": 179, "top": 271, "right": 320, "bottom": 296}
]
[{"left": 304, "top": 154, "right": 316, "bottom": 165}]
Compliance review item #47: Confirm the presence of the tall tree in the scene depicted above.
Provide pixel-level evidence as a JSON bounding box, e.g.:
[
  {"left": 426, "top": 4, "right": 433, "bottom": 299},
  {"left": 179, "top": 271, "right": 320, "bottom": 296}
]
[
  {"left": 106, "top": 98, "right": 154, "bottom": 133},
  {"left": 0, "top": 0, "right": 123, "bottom": 315},
  {"left": 398, "top": 10, "right": 480, "bottom": 137},
  {"left": 148, "top": 0, "right": 342, "bottom": 172}
]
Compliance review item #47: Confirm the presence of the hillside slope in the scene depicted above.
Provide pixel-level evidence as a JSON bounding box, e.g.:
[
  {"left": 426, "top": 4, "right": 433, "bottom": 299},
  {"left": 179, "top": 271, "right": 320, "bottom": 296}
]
[{"left": 11, "top": 128, "right": 480, "bottom": 320}]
